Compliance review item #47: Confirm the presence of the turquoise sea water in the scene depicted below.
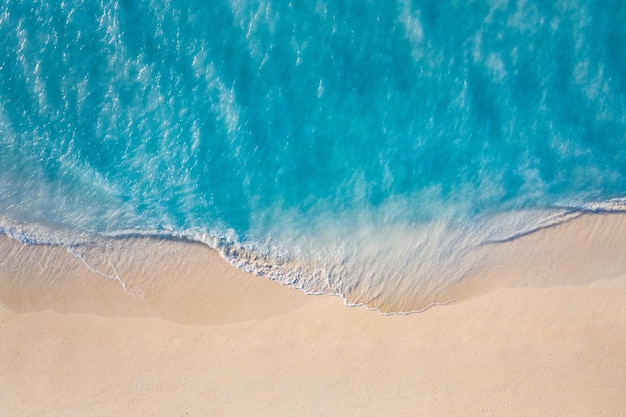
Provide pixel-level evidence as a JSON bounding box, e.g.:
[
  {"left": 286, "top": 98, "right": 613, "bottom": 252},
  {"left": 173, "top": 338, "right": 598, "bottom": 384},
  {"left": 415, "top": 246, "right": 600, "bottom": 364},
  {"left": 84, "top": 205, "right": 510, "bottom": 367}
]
[{"left": 1, "top": 0, "right": 625, "bottom": 310}]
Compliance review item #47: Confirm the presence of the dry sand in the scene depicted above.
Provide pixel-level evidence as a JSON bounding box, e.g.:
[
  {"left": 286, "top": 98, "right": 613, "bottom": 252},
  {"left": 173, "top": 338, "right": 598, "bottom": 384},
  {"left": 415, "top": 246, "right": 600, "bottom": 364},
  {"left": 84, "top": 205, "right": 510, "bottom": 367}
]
[{"left": 1, "top": 214, "right": 626, "bottom": 416}]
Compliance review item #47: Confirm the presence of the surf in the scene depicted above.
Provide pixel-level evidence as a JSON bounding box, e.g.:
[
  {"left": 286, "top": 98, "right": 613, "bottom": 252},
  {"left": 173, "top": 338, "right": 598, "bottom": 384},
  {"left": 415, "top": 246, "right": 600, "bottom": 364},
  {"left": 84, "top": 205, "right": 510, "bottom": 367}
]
[{"left": 1, "top": 0, "right": 625, "bottom": 313}]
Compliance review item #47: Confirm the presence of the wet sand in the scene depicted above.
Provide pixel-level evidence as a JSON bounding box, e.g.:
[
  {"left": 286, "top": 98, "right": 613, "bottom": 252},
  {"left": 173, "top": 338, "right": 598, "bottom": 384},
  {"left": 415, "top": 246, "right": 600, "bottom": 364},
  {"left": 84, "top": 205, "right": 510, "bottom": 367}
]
[{"left": 1, "top": 214, "right": 626, "bottom": 416}]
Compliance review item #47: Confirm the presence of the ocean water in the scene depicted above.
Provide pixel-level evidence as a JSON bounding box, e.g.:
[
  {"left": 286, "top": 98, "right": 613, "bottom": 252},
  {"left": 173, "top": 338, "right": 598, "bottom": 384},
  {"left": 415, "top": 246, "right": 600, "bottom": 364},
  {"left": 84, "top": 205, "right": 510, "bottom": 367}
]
[{"left": 1, "top": 0, "right": 625, "bottom": 311}]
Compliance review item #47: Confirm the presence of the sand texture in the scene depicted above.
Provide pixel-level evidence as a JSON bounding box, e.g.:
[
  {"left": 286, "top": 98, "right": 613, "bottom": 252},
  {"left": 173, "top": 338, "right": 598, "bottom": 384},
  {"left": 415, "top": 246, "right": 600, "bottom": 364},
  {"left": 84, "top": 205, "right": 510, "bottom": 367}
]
[{"left": 1, "top": 214, "right": 626, "bottom": 416}]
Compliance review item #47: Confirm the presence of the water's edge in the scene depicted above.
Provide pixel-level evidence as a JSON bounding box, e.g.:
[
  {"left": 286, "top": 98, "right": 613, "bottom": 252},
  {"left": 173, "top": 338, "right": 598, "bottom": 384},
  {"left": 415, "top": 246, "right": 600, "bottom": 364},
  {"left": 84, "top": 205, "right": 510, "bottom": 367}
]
[{"left": 2, "top": 200, "right": 626, "bottom": 317}]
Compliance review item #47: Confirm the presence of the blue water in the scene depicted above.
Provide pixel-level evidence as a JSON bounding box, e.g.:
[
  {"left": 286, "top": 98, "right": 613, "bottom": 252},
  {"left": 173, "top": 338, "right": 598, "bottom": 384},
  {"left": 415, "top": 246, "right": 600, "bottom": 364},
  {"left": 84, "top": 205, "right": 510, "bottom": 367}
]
[{"left": 1, "top": 0, "right": 625, "bottom": 310}]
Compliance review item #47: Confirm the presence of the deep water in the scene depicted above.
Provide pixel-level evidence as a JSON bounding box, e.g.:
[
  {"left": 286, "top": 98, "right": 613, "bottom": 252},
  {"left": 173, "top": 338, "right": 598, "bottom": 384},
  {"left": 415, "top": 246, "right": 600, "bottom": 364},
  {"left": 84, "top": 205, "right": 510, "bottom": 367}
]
[{"left": 1, "top": 0, "right": 625, "bottom": 310}]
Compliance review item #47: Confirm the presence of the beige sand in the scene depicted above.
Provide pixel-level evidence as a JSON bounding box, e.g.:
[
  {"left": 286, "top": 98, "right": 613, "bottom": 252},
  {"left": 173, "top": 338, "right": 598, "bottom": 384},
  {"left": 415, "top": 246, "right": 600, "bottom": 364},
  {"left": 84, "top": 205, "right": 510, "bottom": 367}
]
[{"left": 1, "top": 214, "right": 626, "bottom": 416}]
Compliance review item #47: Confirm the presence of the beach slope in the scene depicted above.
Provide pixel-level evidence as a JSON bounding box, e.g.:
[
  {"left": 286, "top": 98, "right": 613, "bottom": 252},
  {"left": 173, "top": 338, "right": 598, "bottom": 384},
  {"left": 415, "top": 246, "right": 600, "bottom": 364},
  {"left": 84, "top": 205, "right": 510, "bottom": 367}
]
[{"left": 1, "top": 215, "right": 626, "bottom": 416}]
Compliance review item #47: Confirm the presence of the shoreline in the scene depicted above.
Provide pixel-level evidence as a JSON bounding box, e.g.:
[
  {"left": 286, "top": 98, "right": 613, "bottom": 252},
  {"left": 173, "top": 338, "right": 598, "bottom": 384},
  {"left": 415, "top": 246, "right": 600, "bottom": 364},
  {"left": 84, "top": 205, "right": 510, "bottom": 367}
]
[
  {"left": 1, "top": 213, "right": 626, "bottom": 415},
  {"left": 2, "top": 211, "right": 626, "bottom": 318}
]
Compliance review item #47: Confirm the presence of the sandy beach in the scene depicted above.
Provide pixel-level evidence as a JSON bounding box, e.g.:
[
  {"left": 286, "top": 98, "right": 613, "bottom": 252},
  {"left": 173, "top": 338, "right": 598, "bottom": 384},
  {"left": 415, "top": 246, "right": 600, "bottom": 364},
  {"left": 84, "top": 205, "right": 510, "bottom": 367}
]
[
  {"left": 2, "top": 1, "right": 625, "bottom": 415},
  {"left": 1, "top": 214, "right": 626, "bottom": 416}
]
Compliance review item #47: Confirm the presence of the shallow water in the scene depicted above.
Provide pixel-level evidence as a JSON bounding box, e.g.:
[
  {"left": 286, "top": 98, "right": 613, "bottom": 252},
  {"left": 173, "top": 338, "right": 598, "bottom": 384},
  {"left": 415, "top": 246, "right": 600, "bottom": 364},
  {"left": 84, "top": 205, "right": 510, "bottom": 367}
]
[{"left": 1, "top": 0, "right": 625, "bottom": 310}]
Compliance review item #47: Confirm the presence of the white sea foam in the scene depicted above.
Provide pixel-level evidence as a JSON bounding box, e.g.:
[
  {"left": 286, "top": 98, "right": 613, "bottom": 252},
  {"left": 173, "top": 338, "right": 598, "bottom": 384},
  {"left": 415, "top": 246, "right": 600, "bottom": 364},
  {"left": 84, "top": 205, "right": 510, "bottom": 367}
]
[{"left": 2, "top": 196, "right": 626, "bottom": 313}]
